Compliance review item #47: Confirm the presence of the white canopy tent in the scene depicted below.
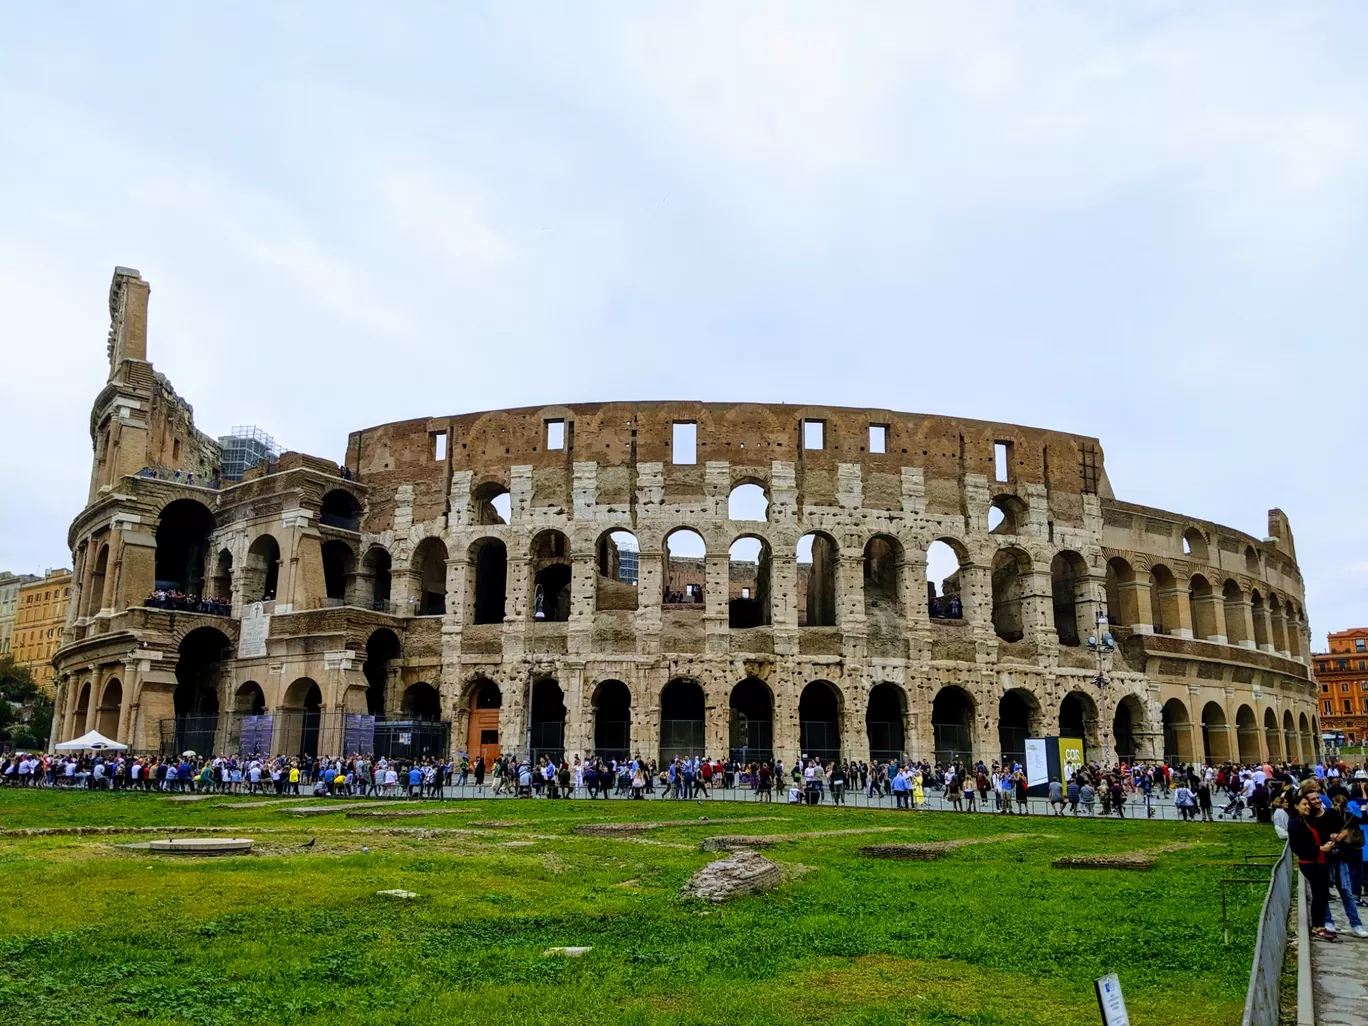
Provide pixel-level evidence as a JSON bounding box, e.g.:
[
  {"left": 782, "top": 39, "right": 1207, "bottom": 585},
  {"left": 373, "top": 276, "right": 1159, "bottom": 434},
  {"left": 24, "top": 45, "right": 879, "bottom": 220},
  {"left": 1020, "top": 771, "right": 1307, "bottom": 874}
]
[{"left": 53, "top": 730, "right": 129, "bottom": 752}]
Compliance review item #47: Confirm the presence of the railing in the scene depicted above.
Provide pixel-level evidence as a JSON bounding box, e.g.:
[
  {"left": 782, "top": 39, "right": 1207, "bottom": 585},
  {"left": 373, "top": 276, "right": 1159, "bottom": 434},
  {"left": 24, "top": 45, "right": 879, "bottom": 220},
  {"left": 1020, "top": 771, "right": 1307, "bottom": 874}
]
[
  {"left": 1241, "top": 842, "right": 1293, "bottom": 1026},
  {"left": 134, "top": 467, "right": 222, "bottom": 490}
]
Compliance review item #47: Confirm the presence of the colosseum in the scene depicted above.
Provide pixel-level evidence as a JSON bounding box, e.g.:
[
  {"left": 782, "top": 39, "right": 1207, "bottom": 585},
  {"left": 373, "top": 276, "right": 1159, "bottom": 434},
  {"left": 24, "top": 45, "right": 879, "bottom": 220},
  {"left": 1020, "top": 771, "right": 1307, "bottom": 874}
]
[{"left": 50, "top": 267, "right": 1322, "bottom": 768}]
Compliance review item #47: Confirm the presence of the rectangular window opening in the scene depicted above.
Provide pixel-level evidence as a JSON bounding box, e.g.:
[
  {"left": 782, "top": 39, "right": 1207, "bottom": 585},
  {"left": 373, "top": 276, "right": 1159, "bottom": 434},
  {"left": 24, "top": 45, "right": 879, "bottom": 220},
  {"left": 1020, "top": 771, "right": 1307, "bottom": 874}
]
[
  {"left": 869, "top": 424, "right": 887, "bottom": 454},
  {"left": 672, "top": 422, "right": 697, "bottom": 465},
  {"left": 432, "top": 431, "right": 447, "bottom": 461},
  {"left": 546, "top": 419, "right": 565, "bottom": 451},
  {"left": 994, "top": 441, "right": 1012, "bottom": 483},
  {"left": 803, "top": 419, "right": 825, "bottom": 451},
  {"left": 172, "top": 438, "right": 181, "bottom": 462}
]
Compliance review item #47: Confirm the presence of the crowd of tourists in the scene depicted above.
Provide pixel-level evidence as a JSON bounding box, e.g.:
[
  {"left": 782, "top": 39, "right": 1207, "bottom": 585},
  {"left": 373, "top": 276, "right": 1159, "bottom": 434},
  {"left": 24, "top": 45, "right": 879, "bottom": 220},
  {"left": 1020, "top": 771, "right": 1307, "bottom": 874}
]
[
  {"left": 143, "top": 590, "right": 232, "bottom": 616},
  {"left": 1284, "top": 771, "right": 1368, "bottom": 941}
]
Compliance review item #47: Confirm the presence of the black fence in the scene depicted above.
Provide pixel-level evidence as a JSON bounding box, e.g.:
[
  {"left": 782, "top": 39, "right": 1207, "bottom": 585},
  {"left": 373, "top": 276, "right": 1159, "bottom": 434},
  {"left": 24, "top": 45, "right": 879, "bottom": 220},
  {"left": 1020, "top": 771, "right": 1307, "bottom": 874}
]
[{"left": 160, "top": 712, "right": 450, "bottom": 760}]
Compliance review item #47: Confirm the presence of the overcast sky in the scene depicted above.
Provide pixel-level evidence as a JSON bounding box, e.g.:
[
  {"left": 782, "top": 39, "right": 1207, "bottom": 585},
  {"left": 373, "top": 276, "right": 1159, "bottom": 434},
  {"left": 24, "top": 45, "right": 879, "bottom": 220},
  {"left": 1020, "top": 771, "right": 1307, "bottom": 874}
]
[{"left": 2, "top": 3, "right": 1365, "bottom": 648}]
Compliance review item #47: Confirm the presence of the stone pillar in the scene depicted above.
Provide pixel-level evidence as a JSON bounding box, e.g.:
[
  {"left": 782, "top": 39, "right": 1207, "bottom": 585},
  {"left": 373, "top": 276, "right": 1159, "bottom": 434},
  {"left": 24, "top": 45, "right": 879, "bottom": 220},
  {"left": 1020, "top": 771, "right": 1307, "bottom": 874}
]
[
  {"left": 1075, "top": 574, "right": 1104, "bottom": 642},
  {"left": 960, "top": 563, "right": 992, "bottom": 630},
  {"left": 1160, "top": 581, "right": 1193, "bottom": 638},
  {"left": 1022, "top": 569, "right": 1054, "bottom": 644},
  {"left": 1193, "top": 589, "right": 1227, "bottom": 643},
  {"left": 771, "top": 550, "right": 799, "bottom": 629},
  {"left": 1253, "top": 602, "right": 1275, "bottom": 653},
  {"left": 1120, "top": 578, "right": 1153, "bottom": 633},
  {"left": 837, "top": 553, "right": 865, "bottom": 627},
  {"left": 842, "top": 682, "right": 869, "bottom": 764},
  {"left": 1227, "top": 594, "right": 1256, "bottom": 649},
  {"left": 446, "top": 555, "right": 469, "bottom": 625}
]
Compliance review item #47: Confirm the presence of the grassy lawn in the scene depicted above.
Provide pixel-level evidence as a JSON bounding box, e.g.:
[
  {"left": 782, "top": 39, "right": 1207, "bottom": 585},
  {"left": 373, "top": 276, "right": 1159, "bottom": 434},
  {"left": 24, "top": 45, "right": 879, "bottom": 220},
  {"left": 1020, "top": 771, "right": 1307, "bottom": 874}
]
[{"left": 0, "top": 790, "right": 1279, "bottom": 1025}]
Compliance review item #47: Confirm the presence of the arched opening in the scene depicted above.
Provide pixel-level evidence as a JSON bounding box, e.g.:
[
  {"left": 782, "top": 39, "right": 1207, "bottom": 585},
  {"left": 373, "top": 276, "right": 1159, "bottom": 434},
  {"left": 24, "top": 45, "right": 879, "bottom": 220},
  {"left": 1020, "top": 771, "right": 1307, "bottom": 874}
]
[
  {"left": 866, "top": 682, "right": 907, "bottom": 761},
  {"left": 401, "top": 682, "right": 441, "bottom": 719},
  {"left": 863, "top": 535, "right": 903, "bottom": 618},
  {"left": 1114, "top": 695, "right": 1143, "bottom": 763},
  {"left": 280, "top": 677, "right": 323, "bottom": 759},
  {"left": 1286, "top": 604, "right": 1303, "bottom": 659},
  {"left": 991, "top": 547, "right": 1032, "bottom": 642},
  {"left": 210, "top": 549, "right": 233, "bottom": 604},
  {"left": 592, "top": 679, "right": 631, "bottom": 762},
  {"left": 72, "top": 682, "right": 92, "bottom": 734},
  {"left": 155, "top": 499, "right": 216, "bottom": 595},
  {"left": 96, "top": 678, "right": 122, "bottom": 739},
  {"left": 1182, "top": 527, "right": 1209, "bottom": 561},
  {"left": 469, "top": 538, "right": 508, "bottom": 624},
  {"left": 932, "top": 686, "right": 975, "bottom": 765},
  {"left": 1264, "top": 708, "right": 1282, "bottom": 762},
  {"left": 799, "top": 680, "right": 842, "bottom": 763},
  {"left": 728, "top": 482, "right": 769, "bottom": 522},
  {"left": 927, "top": 539, "right": 967, "bottom": 620},
  {"left": 1269, "top": 594, "right": 1287, "bottom": 653},
  {"left": 473, "top": 482, "right": 511, "bottom": 526},
  {"left": 1162, "top": 698, "right": 1193, "bottom": 765},
  {"left": 362, "top": 546, "right": 392, "bottom": 610},
  {"left": 244, "top": 534, "right": 281, "bottom": 602},
  {"left": 1283, "top": 710, "right": 1299, "bottom": 763},
  {"left": 319, "top": 489, "right": 362, "bottom": 532},
  {"left": 1188, "top": 574, "right": 1217, "bottom": 640},
  {"left": 595, "top": 529, "right": 639, "bottom": 612},
  {"left": 234, "top": 681, "right": 266, "bottom": 715},
  {"left": 1104, "top": 557, "right": 1138, "bottom": 627},
  {"left": 988, "top": 494, "right": 1027, "bottom": 535},
  {"left": 1050, "top": 550, "right": 1088, "bottom": 646},
  {"left": 363, "top": 628, "right": 401, "bottom": 717},
  {"left": 87, "top": 546, "right": 109, "bottom": 616},
  {"left": 1222, "top": 580, "right": 1249, "bottom": 646},
  {"left": 728, "top": 535, "right": 771, "bottom": 628},
  {"left": 529, "top": 678, "right": 566, "bottom": 762},
  {"left": 797, "top": 531, "right": 838, "bottom": 627},
  {"left": 1236, "top": 704, "right": 1260, "bottom": 763},
  {"left": 729, "top": 678, "right": 773, "bottom": 763},
  {"left": 173, "top": 626, "right": 229, "bottom": 756},
  {"left": 1148, "top": 565, "right": 1180, "bottom": 636},
  {"left": 1201, "top": 701, "right": 1230, "bottom": 763},
  {"left": 659, "top": 677, "right": 706, "bottom": 762},
  {"left": 664, "top": 528, "right": 707, "bottom": 607},
  {"left": 466, "top": 679, "right": 502, "bottom": 763},
  {"left": 413, "top": 537, "right": 448, "bottom": 616},
  {"left": 1059, "top": 691, "right": 1098, "bottom": 753},
  {"left": 321, "top": 540, "right": 356, "bottom": 603},
  {"left": 997, "top": 688, "right": 1039, "bottom": 766},
  {"left": 1299, "top": 712, "right": 1313, "bottom": 764},
  {"left": 530, "top": 530, "right": 571, "bottom": 621},
  {"left": 1245, "top": 546, "right": 1260, "bottom": 575},
  {"left": 1251, "top": 590, "right": 1270, "bottom": 649}
]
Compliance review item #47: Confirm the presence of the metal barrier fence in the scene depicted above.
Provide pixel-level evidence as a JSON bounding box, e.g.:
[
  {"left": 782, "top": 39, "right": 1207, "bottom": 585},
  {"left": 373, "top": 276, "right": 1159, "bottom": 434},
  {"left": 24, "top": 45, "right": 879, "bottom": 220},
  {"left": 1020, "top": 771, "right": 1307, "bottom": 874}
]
[{"left": 1241, "top": 842, "right": 1293, "bottom": 1026}]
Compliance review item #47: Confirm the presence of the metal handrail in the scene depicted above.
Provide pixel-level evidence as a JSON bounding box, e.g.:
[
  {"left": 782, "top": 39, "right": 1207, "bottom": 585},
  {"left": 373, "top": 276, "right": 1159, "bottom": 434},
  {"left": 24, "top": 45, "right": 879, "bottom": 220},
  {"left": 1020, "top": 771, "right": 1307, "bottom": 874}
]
[{"left": 1240, "top": 842, "right": 1293, "bottom": 1026}]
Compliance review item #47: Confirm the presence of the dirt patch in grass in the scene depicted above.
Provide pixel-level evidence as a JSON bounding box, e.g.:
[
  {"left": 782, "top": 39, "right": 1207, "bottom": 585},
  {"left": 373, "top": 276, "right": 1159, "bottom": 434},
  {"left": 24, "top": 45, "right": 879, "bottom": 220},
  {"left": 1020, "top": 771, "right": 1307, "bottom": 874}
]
[
  {"left": 701, "top": 826, "right": 898, "bottom": 851},
  {"left": 860, "top": 833, "right": 1029, "bottom": 860}
]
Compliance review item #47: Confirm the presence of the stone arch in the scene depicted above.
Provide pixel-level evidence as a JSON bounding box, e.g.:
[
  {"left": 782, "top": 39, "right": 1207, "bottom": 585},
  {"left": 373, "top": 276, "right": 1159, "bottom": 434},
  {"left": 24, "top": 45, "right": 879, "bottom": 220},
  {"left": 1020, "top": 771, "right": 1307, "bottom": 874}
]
[
  {"left": 1298, "top": 711, "right": 1312, "bottom": 763},
  {"left": 361, "top": 545, "right": 392, "bottom": 610},
  {"left": 1235, "top": 704, "right": 1260, "bottom": 763},
  {"left": 1188, "top": 573, "right": 1218, "bottom": 640},
  {"left": 1222, "top": 580, "right": 1249, "bottom": 647},
  {"left": 412, "top": 537, "right": 448, "bottom": 616},
  {"left": 466, "top": 678, "right": 502, "bottom": 763},
  {"left": 927, "top": 537, "right": 968, "bottom": 620},
  {"left": 728, "top": 481, "right": 769, "bottom": 522},
  {"left": 866, "top": 682, "right": 907, "bottom": 761},
  {"left": 1201, "top": 701, "right": 1231, "bottom": 763},
  {"left": 244, "top": 533, "right": 281, "bottom": 602},
  {"left": 1113, "top": 693, "right": 1145, "bottom": 763},
  {"left": 1244, "top": 545, "right": 1260, "bottom": 575},
  {"left": 72, "top": 680, "right": 92, "bottom": 734},
  {"left": 1148, "top": 564, "right": 1181, "bottom": 636},
  {"left": 1104, "top": 556, "right": 1138, "bottom": 627},
  {"left": 1268, "top": 594, "right": 1287, "bottom": 653},
  {"left": 799, "top": 679, "right": 843, "bottom": 763},
  {"left": 932, "top": 685, "right": 975, "bottom": 765},
  {"left": 86, "top": 545, "right": 109, "bottom": 617},
  {"left": 468, "top": 536, "right": 508, "bottom": 624},
  {"left": 1182, "top": 527, "right": 1209, "bottom": 561},
  {"left": 530, "top": 530, "right": 571, "bottom": 621},
  {"left": 591, "top": 679, "right": 632, "bottom": 762},
  {"left": 1162, "top": 698, "right": 1194, "bottom": 765},
  {"left": 988, "top": 494, "right": 1027, "bottom": 535},
  {"left": 96, "top": 677, "right": 122, "bottom": 739},
  {"left": 1251, "top": 590, "right": 1270, "bottom": 648},
  {"left": 472, "top": 480, "right": 511, "bottom": 526},
  {"left": 321, "top": 539, "right": 357, "bottom": 603},
  {"left": 363, "top": 628, "right": 401, "bottom": 716},
  {"left": 659, "top": 677, "right": 706, "bottom": 762},
  {"left": 210, "top": 548, "right": 233, "bottom": 603},
  {"left": 1050, "top": 550, "right": 1089, "bottom": 646},
  {"left": 729, "top": 534, "right": 771, "bottom": 627},
  {"left": 319, "top": 489, "right": 362, "bottom": 531},
  {"left": 529, "top": 677, "right": 566, "bottom": 761},
  {"left": 234, "top": 680, "right": 266, "bottom": 715},
  {"left": 998, "top": 687, "right": 1041, "bottom": 765},
  {"left": 595, "top": 528, "right": 639, "bottom": 612},
  {"left": 155, "top": 498, "right": 216, "bottom": 595},
  {"left": 1264, "top": 707, "right": 1282, "bottom": 762},
  {"left": 1059, "top": 690, "right": 1099, "bottom": 752},
  {"left": 174, "top": 626, "right": 230, "bottom": 755},
  {"left": 797, "top": 531, "right": 838, "bottom": 627},
  {"left": 1283, "top": 709, "right": 1299, "bottom": 763},
  {"left": 280, "top": 677, "right": 323, "bottom": 759},
  {"left": 401, "top": 682, "right": 441, "bottom": 720},
  {"left": 663, "top": 528, "right": 707, "bottom": 608},
  {"left": 729, "top": 677, "right": 773, "bottom": 762},
  {"left": 991, "top": 547, "right": 1032, "bottom": 642},
  {"left": 863, "top": 534, "right": 903, "bottom": 619}
]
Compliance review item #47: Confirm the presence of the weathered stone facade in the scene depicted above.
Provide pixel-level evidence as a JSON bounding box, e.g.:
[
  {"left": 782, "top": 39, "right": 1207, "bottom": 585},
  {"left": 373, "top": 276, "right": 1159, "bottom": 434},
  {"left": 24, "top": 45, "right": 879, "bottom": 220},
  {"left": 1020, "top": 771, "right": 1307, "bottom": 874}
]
[{"left": 51, "top": 269, "right": 1321, "bottom": 766}]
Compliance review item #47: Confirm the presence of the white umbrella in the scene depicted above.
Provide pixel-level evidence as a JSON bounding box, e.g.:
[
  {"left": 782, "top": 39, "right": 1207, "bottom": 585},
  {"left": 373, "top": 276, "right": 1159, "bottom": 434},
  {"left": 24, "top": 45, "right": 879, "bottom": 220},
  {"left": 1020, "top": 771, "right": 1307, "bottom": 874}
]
[{"left": 54, "top": 730, "right": 129, "bottom": 752}]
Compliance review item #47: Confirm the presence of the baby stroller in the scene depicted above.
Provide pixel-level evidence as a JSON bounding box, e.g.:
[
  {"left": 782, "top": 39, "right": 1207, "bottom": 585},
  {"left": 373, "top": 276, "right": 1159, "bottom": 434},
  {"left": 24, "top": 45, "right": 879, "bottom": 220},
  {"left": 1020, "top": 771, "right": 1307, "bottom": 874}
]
[{"left": 1218, "top": 790, "right": 1245, "bottom": 819}]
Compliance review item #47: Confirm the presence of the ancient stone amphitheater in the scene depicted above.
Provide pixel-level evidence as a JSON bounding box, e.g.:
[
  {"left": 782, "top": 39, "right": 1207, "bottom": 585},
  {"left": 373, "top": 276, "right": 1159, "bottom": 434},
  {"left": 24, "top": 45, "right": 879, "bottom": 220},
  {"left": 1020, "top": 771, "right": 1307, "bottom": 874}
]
[{"left": 51, "top": 268, "right": 1321, "bottom": 767}]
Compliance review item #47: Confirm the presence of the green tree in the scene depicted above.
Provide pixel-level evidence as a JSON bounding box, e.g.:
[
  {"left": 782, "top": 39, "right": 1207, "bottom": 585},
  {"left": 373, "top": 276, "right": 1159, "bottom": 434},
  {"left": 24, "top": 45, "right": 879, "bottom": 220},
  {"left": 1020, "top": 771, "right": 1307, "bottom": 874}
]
[{"left": 0, "top": 656, "right": 38, "bottom": 704}]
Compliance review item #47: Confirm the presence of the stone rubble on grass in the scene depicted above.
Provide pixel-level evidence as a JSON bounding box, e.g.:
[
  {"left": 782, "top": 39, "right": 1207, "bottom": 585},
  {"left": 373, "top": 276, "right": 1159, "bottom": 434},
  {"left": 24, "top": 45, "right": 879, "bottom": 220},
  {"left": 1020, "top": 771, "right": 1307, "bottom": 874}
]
[
  {"left": 375, "top": 889, "right": 419, "bottom": 899},
  {"left": 542, "top": 946, "right": 593, "bottom": 957},
  {"left": 681, "top": 850, "right": 783, "bottom": 902},
  {"left": 1052, "top": 853, "right": 1155, "bottom": 871}
]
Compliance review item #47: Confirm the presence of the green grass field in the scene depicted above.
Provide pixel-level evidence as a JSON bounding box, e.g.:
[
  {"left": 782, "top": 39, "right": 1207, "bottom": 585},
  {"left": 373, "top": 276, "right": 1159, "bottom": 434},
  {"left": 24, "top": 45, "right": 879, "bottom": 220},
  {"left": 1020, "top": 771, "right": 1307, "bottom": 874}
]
[{"left": 0, "top": 790, "right": 1279, "bottom": 1025}]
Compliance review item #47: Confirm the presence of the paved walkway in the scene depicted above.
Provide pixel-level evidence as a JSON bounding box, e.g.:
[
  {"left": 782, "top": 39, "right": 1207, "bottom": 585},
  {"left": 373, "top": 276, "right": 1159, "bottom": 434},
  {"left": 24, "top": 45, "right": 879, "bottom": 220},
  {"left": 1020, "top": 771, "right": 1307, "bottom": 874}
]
[{"left": 1311, "top": 926, "right": 1368, "bottom": 1025}]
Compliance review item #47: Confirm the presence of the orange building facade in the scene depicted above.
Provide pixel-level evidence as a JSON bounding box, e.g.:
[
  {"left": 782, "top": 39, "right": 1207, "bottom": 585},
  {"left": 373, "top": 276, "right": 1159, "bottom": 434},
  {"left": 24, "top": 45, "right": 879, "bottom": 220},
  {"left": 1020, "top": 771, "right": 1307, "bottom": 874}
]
[
  {"left": 11, "top": 569, "right": 74, "bottom": 694},
  {"left": 1313, "top": 628, "right": 1368, "bottom": 745}
]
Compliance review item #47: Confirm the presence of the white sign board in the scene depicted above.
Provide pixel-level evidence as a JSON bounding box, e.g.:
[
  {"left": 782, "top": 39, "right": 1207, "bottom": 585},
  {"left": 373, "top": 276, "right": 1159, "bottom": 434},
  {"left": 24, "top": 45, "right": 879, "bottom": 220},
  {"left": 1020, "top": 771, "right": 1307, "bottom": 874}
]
[
  {"left": 1024, "top": 737, "right": 1049, "bottom": 787},
  {"left": 237, "top": 603, "right": 271, "bottom": 659},
  {"left": 1094, "top": 974, "right": 1130, "bottom": 1026}
]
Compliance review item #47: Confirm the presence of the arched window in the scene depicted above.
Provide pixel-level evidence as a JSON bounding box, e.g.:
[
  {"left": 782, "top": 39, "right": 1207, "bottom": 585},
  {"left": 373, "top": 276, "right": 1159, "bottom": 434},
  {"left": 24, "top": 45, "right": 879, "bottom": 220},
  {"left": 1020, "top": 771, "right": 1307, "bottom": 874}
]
[
  {"left": 468, "top": 538, "right": 508, "bottom": 624},
  {"left": 529, "top": 678, "right": 566, "bottom": 762},
  {"left": 926, "top": 539, "right": 967, "bottom": 621},
  {"left": 866, "top": 683, "right": 906, "bottom": 761},
  {"left": 1148, "top": 565, "right": 1180, "bottom": 636},
  {"left": 473, "top": 482, "right": 511, "bottom": 526},
  {"left": 319, "top": 490, "right": 362, "bottom": 531},
  {"left": 998, "top": 688, "right": 1039, "bottom": 765},
  {"left": 1188, "top": 574, "right": 1217, "bottom": 640},
  {"left": 412, "top": 538, "right": 448, "bottom": 616},
  {"left": 988, "top": 495, "right": 1027, "bottom": 535},
  {"left": 659, "top": 678, "right": 706, "bottom": 762},
  {"left": 530, "top": 531, "right": 571, "bottom": 621},
  {"left": 729, "top": 678, "right": 773, "bottom": 763},
  {"left": 729, "top": 535, "right": 771, "bottom": 627},
  {"left": 592, "top": 680, "right": 632, "bottom": 762},
  {"left": 799, "top": 680, "right": 842, "bottom": 763},
  {"left": 363, "top": 628, "right": 401, "bottom": 716},
  {"left": 1162, "top": 699, "right": 1193, "bottom": 764},
  {"left": 595, "top": 529, "right": 639, "bottom": 612},
  {"left": 931, "top": 686, "right": 975, "bottom": 765},
  {"left": 664, "top": 529, "right": 707, "bottom": 608},
  {"left": 1182, "top": 528, "right": 1208, "bottom": 561},
  {"left": 174, "top": 626, "right": 229, "bottom": 756},
  {"left": 797, "top": 532, "right": 838, "bottom": 627},
  {"left": 1050, "top": 551, "right": 1088, "bottom": 646},
  {"left": 991, "top": 548, "right": 1032, "bottom": 642},
  {"left": 728, "top": 482, "right": 769, "bottom": 522},
  {"left": 156, "top": 499, "right": 216, "bottom": 595},
  {"left": 321, "top": 540, "right": 356, "bottom": 603},
  {"left": 245, "top": 535, "right": 281, "bottom": 602},
  {"left": 863, "top": 535, "right": 903, "bottom": 619},
  {"left": 401, "top": 682, "right": 441, "bottom": 720},
  {"left": 362, "top": 546, "right": 392, "bottom": 611},
  {"left": 210, "top": 549, "right": 233, "bottom": 604}
]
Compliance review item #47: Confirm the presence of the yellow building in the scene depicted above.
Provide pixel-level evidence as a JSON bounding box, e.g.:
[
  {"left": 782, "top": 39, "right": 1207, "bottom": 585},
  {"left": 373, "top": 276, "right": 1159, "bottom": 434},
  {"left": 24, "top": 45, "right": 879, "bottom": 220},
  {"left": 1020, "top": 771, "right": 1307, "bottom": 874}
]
[{"left": 12, "top": 569, "right": 73, "bottom": 693}]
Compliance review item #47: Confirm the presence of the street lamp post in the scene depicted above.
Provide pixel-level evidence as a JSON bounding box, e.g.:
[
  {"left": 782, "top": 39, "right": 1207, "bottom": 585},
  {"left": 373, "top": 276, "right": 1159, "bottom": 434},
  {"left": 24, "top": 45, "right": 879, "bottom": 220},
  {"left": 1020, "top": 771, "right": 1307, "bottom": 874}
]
[{"left": 1088, "top": 611, "right": 1116, "bottom": 768}]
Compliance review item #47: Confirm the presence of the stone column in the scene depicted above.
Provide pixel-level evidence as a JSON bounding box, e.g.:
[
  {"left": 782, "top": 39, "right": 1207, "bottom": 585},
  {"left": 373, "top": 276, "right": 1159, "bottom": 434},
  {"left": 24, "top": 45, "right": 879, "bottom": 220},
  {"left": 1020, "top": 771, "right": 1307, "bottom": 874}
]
[
  {"left": 1253, "top": 602, "right": 1275, "bottom": 653},
  {"left": 1120, "top": 578, "right": 1153, "bottom": 633},
  {"left": 1022, "top": 568, "right": 1055, "bottom": 644},
  {"left": 1193, "top": 589, "right": 1227, "bottom": 643},
  {"left": 1227, "top": 594, "right": 1256, "bottom": 649},
  {"left": 1160, "top": 581, "right": 1193, "bottom": 638},
  {"left": 960, "top": 563, "right": 992, "bottom": 630},
  {"left": 704, "top": 552, "right": 730, "bottom": 655},
  {"left": 837, "top": 553, "right": 865, "bottom": 627},
  {"left": 771, "top": 550, "right": 800, "bottom": 629},
  {"left": 842, "top": 681, "right": 869, "bottom": 764}
]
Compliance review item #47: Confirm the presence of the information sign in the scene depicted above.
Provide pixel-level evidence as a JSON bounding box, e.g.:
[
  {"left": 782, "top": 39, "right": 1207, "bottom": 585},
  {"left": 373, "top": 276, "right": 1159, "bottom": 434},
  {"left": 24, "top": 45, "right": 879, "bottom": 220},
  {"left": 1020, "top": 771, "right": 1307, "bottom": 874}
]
[{"left": 1094, "top": 973, "right": 1129, "bottom": 1026}]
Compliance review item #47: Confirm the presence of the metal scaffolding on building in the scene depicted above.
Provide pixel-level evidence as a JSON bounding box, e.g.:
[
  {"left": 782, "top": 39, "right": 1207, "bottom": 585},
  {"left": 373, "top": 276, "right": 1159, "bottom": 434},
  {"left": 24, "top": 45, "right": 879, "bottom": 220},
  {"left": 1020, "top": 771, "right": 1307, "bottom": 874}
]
[{"left": 218, "top": 425, "right": 281, "bottom": 481}]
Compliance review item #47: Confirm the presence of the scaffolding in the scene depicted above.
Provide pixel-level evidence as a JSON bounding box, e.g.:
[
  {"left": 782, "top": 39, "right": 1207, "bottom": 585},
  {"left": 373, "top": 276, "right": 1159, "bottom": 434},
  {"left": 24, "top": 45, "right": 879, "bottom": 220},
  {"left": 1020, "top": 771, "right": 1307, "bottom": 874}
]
[{"left": 218, "top": 425, "right": 282, "bottom": 481}]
